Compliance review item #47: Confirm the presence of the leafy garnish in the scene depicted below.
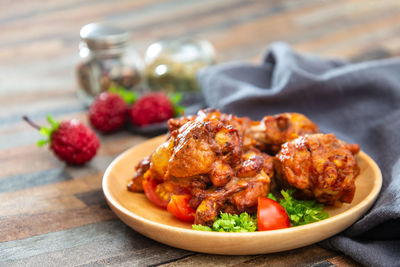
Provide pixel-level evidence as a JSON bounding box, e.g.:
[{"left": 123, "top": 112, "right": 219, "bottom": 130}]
[
  {"left": 169, "top": 92, "right": 183, "bottom": 105},
  {"left": 267, "top": 192, "right": 277, "bottom": 201},
  {"left": 192, "top": 212, "right": 257, "bottom": 232},
  {"left": 108, "top": 85, "right": 137, "bottom": 104},
  {"left": 279, "top": 189, "right": 329, "bottom": 226},
  {"left": 168, "top": 92, "right": 185, "bottom": 117},
  {"left": 37, "top": 139, "right": 49, "bottom": 147},
  {"left": 173, "top": 106, "right": 185, "bottom": 117},
  {"left": 37, "top": 114, "right": 60, "bottom": 147},
  {"left": 192, "top": 224, "right": 212, "bottom": 231}
]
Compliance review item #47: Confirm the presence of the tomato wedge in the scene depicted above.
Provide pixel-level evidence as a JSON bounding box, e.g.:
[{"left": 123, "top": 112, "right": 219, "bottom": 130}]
[
  {"left": 142, "top": 178, "right": 170, "bottom": 209},
  {"left": 257, "top": 197, "right": 290, "bottom": 231},
  {"left": 167, "top": 194, "right": 195, "bottom": 222}
]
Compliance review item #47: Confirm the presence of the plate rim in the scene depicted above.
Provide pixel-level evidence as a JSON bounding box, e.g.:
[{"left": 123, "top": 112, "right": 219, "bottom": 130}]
[{"left": 103, "top": 135, "right": 383, "bottom": 239}]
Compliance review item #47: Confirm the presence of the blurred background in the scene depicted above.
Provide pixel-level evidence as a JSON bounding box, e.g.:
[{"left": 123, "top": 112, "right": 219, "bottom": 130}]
[{"left": 2, "top": 0, "right": 400, "bottom": 126}]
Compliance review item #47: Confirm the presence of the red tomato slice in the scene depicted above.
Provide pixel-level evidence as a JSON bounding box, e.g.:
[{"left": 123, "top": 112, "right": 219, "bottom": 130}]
[
  {"left": 167, "top": 194, "right": 195, "bottom": 222},
  {"left": 257, "top": 197, "right": 290, "bottom": 231},
  {"left": 142, "top": 178, "right": 170, "bottom": 209}
]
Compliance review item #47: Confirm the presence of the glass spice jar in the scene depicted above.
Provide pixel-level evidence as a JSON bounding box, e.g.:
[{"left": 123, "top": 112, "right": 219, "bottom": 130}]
[
  {"left": 144, "top": 38, "right": 216, "bottom": 108},
  {"left": 76, "top": 22, "right": 144, "bottom": 105}
]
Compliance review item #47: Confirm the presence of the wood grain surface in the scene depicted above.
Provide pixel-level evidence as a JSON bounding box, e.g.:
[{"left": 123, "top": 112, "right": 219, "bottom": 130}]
[{"left": 1, "top": 0, "right": 399, "bottom": 266}]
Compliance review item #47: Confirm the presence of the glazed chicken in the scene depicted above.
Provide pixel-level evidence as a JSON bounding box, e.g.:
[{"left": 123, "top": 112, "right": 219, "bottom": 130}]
[
  {"left": 274, "top": 133, "right": 360, "bottom": 206},
  {"left": 168, "top": 108, "right": 261, "bottom": 150},
  {"left": 250, "top": 113, "right": 319, "bottom": 154},
  {"left": 192, "top": 148, "right": 274, "bottom": 225},
  {"left": 128, "top": 109, "right": 361, "bottom": 226},
  {"left": 129, "top": 110, "right": 274, "bottom": 225}
]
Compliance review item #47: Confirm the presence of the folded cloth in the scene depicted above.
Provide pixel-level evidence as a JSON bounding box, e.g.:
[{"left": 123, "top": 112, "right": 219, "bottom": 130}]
[{"left": 198, "top": 42, "right": 400, "bottom": 266}]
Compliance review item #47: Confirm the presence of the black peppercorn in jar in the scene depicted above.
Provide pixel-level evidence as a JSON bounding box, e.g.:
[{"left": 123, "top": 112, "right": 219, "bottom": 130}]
[{"left": 76, "top": 22, "right": 144, "bottom": 105}]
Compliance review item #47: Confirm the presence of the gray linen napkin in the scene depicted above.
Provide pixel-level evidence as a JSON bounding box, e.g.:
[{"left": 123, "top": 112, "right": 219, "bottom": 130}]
[{"left": 198, "top": 42, "right": 400, "bottom": 267}]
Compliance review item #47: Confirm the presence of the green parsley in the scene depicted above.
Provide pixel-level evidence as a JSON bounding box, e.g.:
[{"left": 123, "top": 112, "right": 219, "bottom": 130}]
[
  {"left": 192, "top": 224, "right": 212, "bottom": 231},
  {"left": 192, "top": 212, "right": 257, "bottom": 232},
  {"left": 267, "top": 192, "right": 277, "bottom": 201},
  {"left": 279, "top": 189, "right": 329, "bottom": 226}
]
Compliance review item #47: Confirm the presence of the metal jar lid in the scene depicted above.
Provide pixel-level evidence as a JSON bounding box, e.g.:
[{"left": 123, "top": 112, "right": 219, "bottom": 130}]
[{"left": 80, "top": 22, "right": 130, "bottom": 50}]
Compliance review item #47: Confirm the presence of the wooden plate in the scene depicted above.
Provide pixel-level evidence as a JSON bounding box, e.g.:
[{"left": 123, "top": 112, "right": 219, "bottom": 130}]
[{"left": 102, "top": 135, "right": 382, "bottom": 255}]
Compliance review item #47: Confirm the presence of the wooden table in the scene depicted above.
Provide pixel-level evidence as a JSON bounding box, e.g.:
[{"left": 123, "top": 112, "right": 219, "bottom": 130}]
[{"left": 1, "top": 0, "right": 399, "bottom": 266}]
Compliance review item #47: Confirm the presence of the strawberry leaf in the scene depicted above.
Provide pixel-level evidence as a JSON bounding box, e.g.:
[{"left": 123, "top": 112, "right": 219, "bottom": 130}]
[
  {"left": 37, "top": 115, "right": 61, "bottom": 147},
  {"left": 168, "top": 92, "right": 185, "bottom": 117},
  {"left": 173, "top": 105, "right": 185, "bottom": 117},
  {"left": 169, "top": 92, "right": 183, "bottom": 105},
  {"left": 23, "top": 115, "right": 61, "bottom": 148},
  {"left": 109, "top": 85, "right": 137, "bottom": 104},
  {"left": 47, "top": 114, "right": 60, "bottom": 129},
  {"left": 39, "top": 126, "right": 51, "bottom": 136},
  {"left": 37, "top": 139, "right": 49, "bottom": 147}
]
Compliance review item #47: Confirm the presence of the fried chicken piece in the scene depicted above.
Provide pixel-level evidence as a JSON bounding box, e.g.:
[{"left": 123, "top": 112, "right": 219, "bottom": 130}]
[
  {"left": 251, "top": 113, "right": 319, "bottom": 154},
  {"left": 127, "top": 137, "right": 173, "bottom": 192},
  {"left": 193, "top": 149, "right": 274, "bottom": 226},
  {"left": 228, "top": 172, "right": 270, "bottom": 214},
  {"left": 209, "top": 160, "right": 234, "bottom": 187},
  {"left": 168, "top": 115, "right": 196, "bottom": 132},
  {"left": 168, "top": 119, "right": 242, "bottom": 181},
  {"left": 194, "top": 172, "right": 271, "bottom": 226},
  {"left": 170, "top": 110, "right": 318, "bottom": 155},
  {"left": 128, "top": 115, "right": 244, "bottom": 203},
  {"left": 236, "top": 148, "right": 274, "bottom": 178},
  {"left": 151, "top": 138, "right": 174, "bottom": 178},
  {"left": 200, "top": 109, "right": 266, "bottom": 151},
  {"left": 274, "top": 133, "right": 360, "bottom": 206},
  {"left": 168, "top": 109, "right": 261, "bottom": 150},
  {"left": 127, "top": 156, "right": 150, "bottom": 192},
  {"left": 168, "top": 121, "right": 216, "bottom": 177}
]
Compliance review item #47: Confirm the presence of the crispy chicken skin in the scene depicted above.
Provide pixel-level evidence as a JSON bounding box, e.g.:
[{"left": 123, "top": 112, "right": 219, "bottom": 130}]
[
  {"left": 275, "top": 133, "right": 360, "bottom": 206},
  {"left": 251, "top": 113, "right": 319, "bottom": 154},
  {"left": 168, "top": 109, "right": 261, "bottom": 150},
  {"left": 192, "top": 148, "right": 274, "bottom": 226},
  {"left": 168, "top": 121, "right": 217, "bottom": 177},
  {"left": 127, "top": 115, "right": 242, "bottom": 193},
  {"left": 168, "top": 118, "right": 242, "bottom": 180},
  {"left": 127, "top": 156, "right": 150, "bottom": 192},
  {"left": 195, "top": 173, "right": 271, "bottom": 226}
]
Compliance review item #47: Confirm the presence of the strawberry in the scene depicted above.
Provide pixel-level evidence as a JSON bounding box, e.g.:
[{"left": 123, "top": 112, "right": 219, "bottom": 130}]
[
  {"left": 23, "top": 115, "right": 99, "bottom": 165},
  {"left": 89, "top": 86, "right": 136, "bottom": 133},
  {"left": 129, "top": 92, "right": 183, "bottom": 126}
]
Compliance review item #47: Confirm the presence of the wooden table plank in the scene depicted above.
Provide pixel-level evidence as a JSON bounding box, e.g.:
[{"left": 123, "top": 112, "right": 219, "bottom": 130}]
[
  {"left": 159, "top": 245, "right": 337, "bottom": 267},
  {"left": 0, "top": 220, "right": 194, "bottom": 266}
]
